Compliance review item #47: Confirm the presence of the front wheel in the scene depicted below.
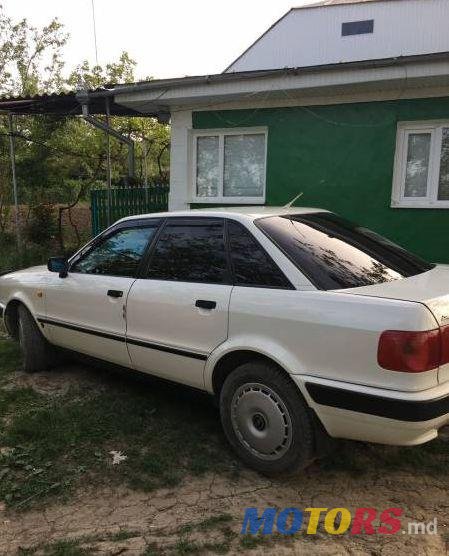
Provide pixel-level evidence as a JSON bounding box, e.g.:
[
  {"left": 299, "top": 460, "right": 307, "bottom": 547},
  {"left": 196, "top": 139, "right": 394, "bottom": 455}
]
[
  {"left": 220, "top": 361, "right": 315, "bottom": 476},
  {"left": 18, "top": 305, "right": 53, "bottom": 373}
]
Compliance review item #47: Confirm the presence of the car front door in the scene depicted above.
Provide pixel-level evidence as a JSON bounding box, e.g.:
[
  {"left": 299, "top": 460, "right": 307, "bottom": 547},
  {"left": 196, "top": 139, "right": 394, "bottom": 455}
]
[
  {"left": 44, "top": 220, "right": 160, "bottom": 367},
  {"left": 125, "top": 217, "right": 232, "bottom": 389}
]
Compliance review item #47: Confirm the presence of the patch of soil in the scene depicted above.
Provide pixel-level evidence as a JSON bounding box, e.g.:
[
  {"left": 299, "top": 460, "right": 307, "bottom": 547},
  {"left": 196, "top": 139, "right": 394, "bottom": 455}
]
[
  {"left": 4, "top": 364, "right": 107, "bottom": 397},
  {"left": 1, "top": 464, "right": 448, "bottom": 554},
  {"left": 1, "top": 363, "right": 448, "bottom": 555}
]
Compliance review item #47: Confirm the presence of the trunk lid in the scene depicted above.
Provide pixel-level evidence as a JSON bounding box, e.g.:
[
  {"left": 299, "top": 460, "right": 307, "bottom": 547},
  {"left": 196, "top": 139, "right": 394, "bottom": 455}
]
[{"left": 343, "top": 265, "right": 449, "bottom": 383}]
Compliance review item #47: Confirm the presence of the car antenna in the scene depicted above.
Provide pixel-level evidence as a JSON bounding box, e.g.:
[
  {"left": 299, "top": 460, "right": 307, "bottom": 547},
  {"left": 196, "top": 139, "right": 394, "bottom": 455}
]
[{"left": 284, "top": 192, "right": 303, "bottom": 208}]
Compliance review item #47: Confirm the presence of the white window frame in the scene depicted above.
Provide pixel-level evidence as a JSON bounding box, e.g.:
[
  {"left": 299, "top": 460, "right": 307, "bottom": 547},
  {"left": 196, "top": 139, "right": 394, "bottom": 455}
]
[
  {"left": 392, "top": 120, "right": 449, "bottom": 209},
  {"left": 190, "top": 127, "right": 268, "bottom": 204}
]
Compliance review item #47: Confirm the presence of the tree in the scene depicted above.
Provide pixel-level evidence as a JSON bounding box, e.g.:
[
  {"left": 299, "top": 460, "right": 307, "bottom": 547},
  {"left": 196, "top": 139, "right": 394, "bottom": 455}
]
[
  {"left": 0, "top": 5, "right": 69, "bottom": 246},
  {"left": 0, "top": 4, "right": 170, "bottom": 259},
  {"left": 66, "top": 52, "right": 170, "bottom": 187},
  {"left": 0, "top": 6, "right": 67, "bottom": 96}
]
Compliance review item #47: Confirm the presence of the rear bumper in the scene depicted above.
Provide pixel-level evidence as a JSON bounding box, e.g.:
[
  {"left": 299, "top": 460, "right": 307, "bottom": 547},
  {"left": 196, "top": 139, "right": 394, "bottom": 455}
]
[
  {"left": 295, "top": 376, "right": 449, "bottom": 446},
  {"left": 306, "top": 382, "right": 449, "bottom": 422}
]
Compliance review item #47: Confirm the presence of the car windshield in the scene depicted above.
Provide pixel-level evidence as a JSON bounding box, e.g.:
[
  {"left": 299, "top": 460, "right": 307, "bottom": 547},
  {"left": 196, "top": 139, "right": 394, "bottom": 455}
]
[{"left": 256, "top": 212, "right": 434, "bottom": 290}]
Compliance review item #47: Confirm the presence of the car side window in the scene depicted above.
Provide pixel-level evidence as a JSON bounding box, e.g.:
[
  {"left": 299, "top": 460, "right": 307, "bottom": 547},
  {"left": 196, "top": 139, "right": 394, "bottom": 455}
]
[
  {"left": 71, "top": 226, "right": 158, "bottom": 278},
  {"left": 146, "top": 218, "right": 228, "bottom": 284},
  {"left": 227, "top": 220, "right": 293, "bottom": 289}
]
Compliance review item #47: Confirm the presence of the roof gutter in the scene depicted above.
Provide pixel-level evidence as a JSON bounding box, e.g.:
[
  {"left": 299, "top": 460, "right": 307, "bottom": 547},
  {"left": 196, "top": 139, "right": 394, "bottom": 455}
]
[{"left": 107, "top": 51, "right": 449, "bottom": 97}]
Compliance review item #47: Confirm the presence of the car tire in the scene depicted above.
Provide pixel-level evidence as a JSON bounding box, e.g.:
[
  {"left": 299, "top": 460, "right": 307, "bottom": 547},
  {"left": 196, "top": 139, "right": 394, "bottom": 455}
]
[
  {"left": 220, "top": 360, "right": 316, "bottom": 476},
  {"left": 18, "top": 305, "right": 52, "bottom": 373}
]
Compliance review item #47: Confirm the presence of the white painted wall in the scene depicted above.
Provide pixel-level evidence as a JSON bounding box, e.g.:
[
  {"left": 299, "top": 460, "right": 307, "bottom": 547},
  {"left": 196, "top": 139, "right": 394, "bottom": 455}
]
[
  {"left": 226, "top": 0, "right": 449, "bottom": 72},
  {"left": 168, "top": 110, "right": 192, "bottom": 211}
]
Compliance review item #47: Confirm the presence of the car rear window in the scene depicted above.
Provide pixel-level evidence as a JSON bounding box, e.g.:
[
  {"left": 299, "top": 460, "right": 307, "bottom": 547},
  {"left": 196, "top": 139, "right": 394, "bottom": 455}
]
[{"left": 256, "top": 212, "right": 434, "bottom": 290}]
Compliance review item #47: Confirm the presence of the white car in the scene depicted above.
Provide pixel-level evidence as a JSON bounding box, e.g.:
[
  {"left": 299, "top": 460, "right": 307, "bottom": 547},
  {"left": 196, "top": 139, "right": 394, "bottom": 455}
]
[{"left": 1, "top": 207, "right": 448, "bottom": 475}]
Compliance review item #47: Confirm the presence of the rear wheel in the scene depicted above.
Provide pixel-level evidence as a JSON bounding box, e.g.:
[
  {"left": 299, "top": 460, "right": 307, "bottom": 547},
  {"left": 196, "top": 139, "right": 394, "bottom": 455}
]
[
  {"left": 220, "top": 360, "right": 315, "bottom": 475},
  {"left": 18, "top": 305, "right": 53, "bottom": 373}
]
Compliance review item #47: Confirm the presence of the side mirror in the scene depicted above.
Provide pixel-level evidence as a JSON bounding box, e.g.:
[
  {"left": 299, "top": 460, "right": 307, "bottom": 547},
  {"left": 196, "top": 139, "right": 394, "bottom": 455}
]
[{"left": 47, "top": 257, "right": 69, "bottom": 278}]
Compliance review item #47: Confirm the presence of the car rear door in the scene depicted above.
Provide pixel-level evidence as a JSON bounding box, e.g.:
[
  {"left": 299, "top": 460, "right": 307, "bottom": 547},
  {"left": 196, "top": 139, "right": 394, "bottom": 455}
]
[
  {"left": 125, "top": 217, "right": 232, "bottom": 389},
  {"left": 44, "top": 220, "right": 160, "bottom": 367}
]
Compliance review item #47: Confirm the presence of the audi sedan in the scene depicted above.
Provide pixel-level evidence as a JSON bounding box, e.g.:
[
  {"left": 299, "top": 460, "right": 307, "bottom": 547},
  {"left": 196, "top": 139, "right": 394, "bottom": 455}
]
[{"left": 1, "top": 207, "right": 448, "bottom": 475}]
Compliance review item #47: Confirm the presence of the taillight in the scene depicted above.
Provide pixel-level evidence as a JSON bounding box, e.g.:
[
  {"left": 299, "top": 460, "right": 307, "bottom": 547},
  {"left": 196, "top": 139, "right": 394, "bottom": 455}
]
[
  {"left": 441, "top": 325, "right": 449, "bottom": 366},
  {"left": 378, "top": 329, "right": 441, "bottom": 372}
]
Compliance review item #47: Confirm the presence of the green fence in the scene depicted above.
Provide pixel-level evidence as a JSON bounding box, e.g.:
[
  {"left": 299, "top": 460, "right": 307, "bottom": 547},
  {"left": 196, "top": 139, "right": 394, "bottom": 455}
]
[{"left": 91, "top": 185, "right": 169, "bottom": 236}]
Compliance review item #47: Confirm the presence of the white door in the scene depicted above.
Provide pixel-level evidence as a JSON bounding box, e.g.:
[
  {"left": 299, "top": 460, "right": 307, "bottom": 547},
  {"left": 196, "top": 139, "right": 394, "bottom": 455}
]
[
  {"left": 126, "top": 217, "right": 233, "bottom": 389},
  {"left": 44, "top": 223, "right": 160, "bottom": 367}
]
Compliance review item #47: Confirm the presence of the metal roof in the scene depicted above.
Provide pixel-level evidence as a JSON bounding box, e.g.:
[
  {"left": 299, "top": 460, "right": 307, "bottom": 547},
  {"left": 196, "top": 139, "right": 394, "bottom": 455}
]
[
  {"left": 225, "top": 0, "right": 439, "bottom": 73},
  {"left": 112, "top": 50, "right": 449, "bottom": 93},
  {"left": 223, "top": 0, "right": 404, "bottom": 73},
  {"left": 1, "top": 50, "right": 448, "bottom": 117},
  {"left": 0, "top": 89, "right": 143, "bottom": 116}
]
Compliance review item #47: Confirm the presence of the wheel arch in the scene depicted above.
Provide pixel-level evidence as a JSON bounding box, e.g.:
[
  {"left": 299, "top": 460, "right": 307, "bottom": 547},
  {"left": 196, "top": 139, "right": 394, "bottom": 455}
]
[
  {"left": 211, "top": 348, "right": 334, "bottom": 459},
  {"left": 211, "top": 349, "right": 294, "bottom": 398},
  {"left": 4, "top": 297, "right": 34, "bottom": 339}
]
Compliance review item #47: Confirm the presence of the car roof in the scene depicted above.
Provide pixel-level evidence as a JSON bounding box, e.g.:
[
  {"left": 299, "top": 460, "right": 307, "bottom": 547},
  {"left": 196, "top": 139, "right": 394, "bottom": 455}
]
[{"left": 118, "top": 206, "right": 328, "bottom": 224}]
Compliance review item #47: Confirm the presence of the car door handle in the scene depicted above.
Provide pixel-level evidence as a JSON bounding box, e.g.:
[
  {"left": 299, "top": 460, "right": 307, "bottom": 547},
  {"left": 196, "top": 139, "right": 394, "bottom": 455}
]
[
  {"left": 195, "top": 299, "right": 217, "bottom": 310},
  {"left": 107, "top": 289, "right": 123, "bottom": 298}
]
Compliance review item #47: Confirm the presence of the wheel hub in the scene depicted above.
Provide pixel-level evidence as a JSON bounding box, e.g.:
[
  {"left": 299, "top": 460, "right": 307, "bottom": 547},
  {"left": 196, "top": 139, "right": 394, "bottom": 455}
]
[
  {"left": 252, "top": 413, "right": 267, "bottom": 431},
  {"left": 231, "top": 383, "right": 293, "bottom": 461}
]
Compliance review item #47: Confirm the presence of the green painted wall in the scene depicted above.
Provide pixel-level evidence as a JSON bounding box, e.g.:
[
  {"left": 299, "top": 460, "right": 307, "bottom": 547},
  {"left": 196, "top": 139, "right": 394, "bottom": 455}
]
[{"left": 193, "top": 97, "right": 449, "bottom": 263}]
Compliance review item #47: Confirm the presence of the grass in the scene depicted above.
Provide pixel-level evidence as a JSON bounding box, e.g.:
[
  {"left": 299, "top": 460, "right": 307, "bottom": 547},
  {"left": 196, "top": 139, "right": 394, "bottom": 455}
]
[
  {"left": 173, "top": 514, "right": 236, "bottom": 555},
  {"left": 239, "top": 534, "right": 269, "bottom": 549},
  {"left": 1, "top": 332, "right": 449, "bottom": 516},
  {"left": 173, "top": 538, "right": 201, "bottom": 554},
  {"left": 143, "top": 544, "right": 163, "bottom": 555},
  {"left": 18, "top": 538, "right": 95, "bottom": 555},
  {"left": 19, "top": 532, "right": 141, "bottom": 555},
  {"left": 0, "top": 337, "right": 235, "bottom": 510},
  {"left": 319, "top": 436, "right": 449, "bottom": 475},
  {"left": 178, "top": 514, "right": 233, "bottom": 535},
  {"left": 21, "top": 519, "right": 237, "bottom": 556},
  {"left": 109, "top": 529, "right": 142, "bottom": 542}
]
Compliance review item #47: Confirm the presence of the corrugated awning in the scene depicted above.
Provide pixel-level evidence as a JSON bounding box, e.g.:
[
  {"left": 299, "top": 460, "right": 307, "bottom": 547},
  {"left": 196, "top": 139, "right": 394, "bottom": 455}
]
[{"left": 0, "top": 89, "right": 147, "bottom": 116}]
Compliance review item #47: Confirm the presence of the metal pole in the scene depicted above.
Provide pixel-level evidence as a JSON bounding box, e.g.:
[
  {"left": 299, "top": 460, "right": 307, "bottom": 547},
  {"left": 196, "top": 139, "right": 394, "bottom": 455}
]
[
  {"left": 91, "top": 0, "right": 99, "bottom": 66},
  {"left": 105, "top": 98, "right": 112, "bottom": 226},
  {"left": 143, "top": 140, "right": 148, "bottom": 187},
  {"left": 8, "top": 113, "right": 21, "bottom": 249},
  {"left": 127, "top": 140, "right": 135, "bottom": 182}
]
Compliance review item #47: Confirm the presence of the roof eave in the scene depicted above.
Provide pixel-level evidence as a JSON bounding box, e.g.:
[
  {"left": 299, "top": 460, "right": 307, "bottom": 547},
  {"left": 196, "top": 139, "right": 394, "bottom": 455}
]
[{"left": 113, "top": 52, "right": 449, "bottom": 114}]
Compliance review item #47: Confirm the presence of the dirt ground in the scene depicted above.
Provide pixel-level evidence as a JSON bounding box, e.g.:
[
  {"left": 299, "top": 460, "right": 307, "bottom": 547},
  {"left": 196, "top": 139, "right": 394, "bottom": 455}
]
[{"left": 1, "top": 363, "right": 449, "bottom": 555}]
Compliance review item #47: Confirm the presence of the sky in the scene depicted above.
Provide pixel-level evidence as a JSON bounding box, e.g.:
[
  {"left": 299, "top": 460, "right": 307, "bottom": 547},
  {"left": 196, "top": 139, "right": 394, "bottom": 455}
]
[{"left": 3, "top": 0, "right": 318, "bottom": 81}]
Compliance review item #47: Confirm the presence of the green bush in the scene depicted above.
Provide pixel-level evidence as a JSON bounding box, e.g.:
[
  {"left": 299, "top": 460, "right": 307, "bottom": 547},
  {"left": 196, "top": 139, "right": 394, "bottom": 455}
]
[
  {"left": 0, "top": 229, "right": 79, "bottom": 274},
  {"left": 24, "top": 204, "right": 57, "bottom": 246},
  {"left": 0, "top": 237, "right": 50, "bottom": 273}
]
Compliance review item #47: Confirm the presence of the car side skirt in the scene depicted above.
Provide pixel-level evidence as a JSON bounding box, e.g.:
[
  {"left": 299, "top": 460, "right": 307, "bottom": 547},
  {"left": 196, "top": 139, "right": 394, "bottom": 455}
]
[{"left": 37, "top": 317, "right": 208, "bottom": 361}]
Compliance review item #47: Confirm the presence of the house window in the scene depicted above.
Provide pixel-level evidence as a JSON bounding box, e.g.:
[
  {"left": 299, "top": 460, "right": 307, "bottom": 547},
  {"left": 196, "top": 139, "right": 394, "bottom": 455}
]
[
  {"left": 341, "top": 20, "right": 374, "bottom": 36},
  {"left": 392, "top": 121, "right": 449, "bottom": 208},
  {"left": 192, "top": 128, "right": 267, "bottom": 203}
]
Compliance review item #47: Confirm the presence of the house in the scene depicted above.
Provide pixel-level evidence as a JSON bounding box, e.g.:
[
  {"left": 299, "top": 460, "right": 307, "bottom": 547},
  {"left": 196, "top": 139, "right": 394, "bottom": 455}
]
[
  {"left": 2, "top": 0, "right": 449, "bottom": 261},
  {"left": 109, "top": 0, "right": 449, "bottom": 263}
]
